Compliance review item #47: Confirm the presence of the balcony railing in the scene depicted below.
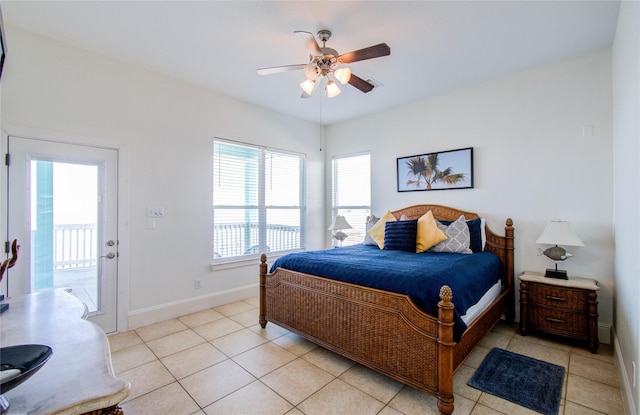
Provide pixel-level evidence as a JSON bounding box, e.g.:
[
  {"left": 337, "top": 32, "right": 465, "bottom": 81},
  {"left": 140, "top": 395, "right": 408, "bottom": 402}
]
[
  {"left": 51, "top": 222, "right": 302, "bottom": 267},
  {"left": 213, "top": 223, "right": 301, "bottom": 259},
  {"left": 53, "top": 224, "right": 97, "bottom": 269}
]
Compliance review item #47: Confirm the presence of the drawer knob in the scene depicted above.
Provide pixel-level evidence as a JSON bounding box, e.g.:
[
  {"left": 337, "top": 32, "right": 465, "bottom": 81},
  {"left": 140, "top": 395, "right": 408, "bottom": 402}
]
[
  {"left": 546, "top": 295, "right": 565, "bottom": 302},
  {"left": 546, "top": 317, "right": 566, "bottom": 324}
]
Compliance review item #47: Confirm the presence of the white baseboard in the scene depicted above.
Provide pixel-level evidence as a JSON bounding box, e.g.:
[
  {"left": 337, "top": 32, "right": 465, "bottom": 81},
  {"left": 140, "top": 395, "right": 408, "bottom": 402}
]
[
  {"left": 613, "top": 329, "right": 637, "bottom": 415},
  {"left": 127, "top": 284, "right": 259, "bottom": 330}
]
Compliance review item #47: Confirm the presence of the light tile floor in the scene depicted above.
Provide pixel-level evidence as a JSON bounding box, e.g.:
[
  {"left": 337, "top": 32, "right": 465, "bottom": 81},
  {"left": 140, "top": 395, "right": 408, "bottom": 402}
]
[{"left": 108, "top": 297, "right": 625, "bottom": 415}]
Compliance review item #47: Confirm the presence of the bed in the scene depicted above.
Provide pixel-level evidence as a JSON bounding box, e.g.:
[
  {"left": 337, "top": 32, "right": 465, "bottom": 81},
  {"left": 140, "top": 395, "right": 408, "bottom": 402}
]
[{"left": 259, "top": 204, "right": 514, "bottom": 415}]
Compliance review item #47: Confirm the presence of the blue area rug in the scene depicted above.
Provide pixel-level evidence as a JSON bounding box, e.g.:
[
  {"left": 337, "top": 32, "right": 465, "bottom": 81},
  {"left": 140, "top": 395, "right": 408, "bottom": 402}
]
[{"left": 468, "top": 348, "right": 565, "bottom": 415}]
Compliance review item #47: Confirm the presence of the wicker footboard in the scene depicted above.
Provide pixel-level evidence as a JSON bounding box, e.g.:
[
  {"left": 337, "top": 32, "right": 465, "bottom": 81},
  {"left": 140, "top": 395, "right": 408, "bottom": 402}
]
[{"left": 260, "top": 257, "right": 457, "bottom": 415}]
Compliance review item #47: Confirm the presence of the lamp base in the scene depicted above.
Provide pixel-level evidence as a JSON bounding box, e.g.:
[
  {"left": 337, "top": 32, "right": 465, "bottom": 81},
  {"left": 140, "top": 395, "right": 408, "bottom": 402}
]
[
  {"left": 332, "top": 231, "right": 348, "bottom": 248},
  {"left": 544, "top": 268, "right": 568, "bottom": 279}
]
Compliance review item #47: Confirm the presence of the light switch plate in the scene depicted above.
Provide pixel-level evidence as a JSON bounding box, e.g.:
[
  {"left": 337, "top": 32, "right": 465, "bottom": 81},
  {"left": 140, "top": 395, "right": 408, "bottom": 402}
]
[{"left": 146, "top": 206, "right": 165, "bottom": 218}]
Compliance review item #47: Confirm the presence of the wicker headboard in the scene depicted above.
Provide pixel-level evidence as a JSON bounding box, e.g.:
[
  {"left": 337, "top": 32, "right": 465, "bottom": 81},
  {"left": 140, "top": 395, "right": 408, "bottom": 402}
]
[{"left": 392, "top": 204, "right": 479, "bottom": 222}]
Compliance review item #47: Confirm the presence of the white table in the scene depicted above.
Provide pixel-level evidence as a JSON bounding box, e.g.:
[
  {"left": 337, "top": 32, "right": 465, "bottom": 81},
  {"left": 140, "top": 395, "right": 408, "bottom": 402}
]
[{"left": 0, "top": 289, "right": 130, "bottom": 414}]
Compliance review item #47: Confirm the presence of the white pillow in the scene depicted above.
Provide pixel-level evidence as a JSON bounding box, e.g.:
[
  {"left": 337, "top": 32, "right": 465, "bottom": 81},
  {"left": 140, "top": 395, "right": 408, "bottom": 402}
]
[{"left": 363, "top": 214, "right": 379, "bottom": 246}]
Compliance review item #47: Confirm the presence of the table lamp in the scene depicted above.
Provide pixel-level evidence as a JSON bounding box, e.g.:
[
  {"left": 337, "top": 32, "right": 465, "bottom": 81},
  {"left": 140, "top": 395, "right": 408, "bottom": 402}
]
[
  {"left": 328, "top": 215, "right": 352, "bottom": 247},
  {"left": 535, "top": 220, "right": 585, "bottom": 279}
]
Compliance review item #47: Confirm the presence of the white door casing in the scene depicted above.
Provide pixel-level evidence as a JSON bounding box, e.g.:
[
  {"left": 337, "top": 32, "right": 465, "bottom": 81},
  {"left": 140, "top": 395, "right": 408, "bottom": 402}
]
[{"left": 6, "top": 136, "right": 119, "bottom": 333}]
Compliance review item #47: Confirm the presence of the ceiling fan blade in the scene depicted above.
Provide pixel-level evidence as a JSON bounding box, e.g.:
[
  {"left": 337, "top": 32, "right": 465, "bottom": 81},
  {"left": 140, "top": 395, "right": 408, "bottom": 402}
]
[
  {"left": 256, "top": 64, "right": 305, "bottom": 76},
  {"left": 338, "top": 43, "right": 391, "bottom": 64},
  {"left": 294, "top": 31, "right": 323, "bottom": 57},
  {"left": 301, "top": 91, "right": 312, "bottom": 99},
  {"left": 348, "top": 73, "right": 375, "bottom": 93}
]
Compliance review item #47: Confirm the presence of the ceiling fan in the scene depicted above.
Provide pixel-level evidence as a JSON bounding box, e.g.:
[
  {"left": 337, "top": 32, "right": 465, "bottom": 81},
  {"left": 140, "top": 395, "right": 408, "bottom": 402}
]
[{"left": 256, "top": 30, "right": 390, "bottom": 98}]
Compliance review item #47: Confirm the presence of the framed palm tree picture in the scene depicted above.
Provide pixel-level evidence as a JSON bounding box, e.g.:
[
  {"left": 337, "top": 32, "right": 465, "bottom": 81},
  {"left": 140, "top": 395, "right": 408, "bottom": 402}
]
[{"left": 397, "top": 147, "right": 473, "bottom": 192}]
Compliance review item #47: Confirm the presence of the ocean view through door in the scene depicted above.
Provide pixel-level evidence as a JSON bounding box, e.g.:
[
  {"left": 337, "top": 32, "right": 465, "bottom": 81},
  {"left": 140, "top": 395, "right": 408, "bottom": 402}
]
[{"left": 6, "top": 136, "right": 119, "bottom": 333}]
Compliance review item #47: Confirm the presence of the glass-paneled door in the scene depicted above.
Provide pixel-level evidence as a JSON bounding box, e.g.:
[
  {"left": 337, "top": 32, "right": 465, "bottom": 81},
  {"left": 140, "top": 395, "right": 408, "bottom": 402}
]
[{"left": 6, "top": 136, "right": 119, "bottom": 333}]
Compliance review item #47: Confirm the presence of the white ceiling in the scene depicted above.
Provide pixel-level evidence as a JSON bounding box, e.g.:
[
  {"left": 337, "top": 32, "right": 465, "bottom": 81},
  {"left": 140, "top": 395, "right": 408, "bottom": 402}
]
[{"left": 1, "top": 1, "right": 621, "bottom": 125}]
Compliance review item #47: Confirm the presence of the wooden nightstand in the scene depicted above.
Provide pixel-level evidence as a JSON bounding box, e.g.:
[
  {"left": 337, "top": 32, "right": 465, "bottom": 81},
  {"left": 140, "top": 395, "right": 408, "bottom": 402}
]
[{"left": 519, "top": 271, "right": 599, "bottom": 353}]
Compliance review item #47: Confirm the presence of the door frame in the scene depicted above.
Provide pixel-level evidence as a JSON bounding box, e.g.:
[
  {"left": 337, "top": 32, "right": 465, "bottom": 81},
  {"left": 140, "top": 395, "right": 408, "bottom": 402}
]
[{"left": 1, "top": 125, "right": 130, "bottom": 333}]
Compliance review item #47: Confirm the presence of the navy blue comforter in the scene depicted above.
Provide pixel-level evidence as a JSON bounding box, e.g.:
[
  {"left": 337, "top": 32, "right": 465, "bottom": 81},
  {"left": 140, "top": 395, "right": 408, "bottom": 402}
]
[{"left": 270, "top": 244, "right": 503, "bottom": 340}]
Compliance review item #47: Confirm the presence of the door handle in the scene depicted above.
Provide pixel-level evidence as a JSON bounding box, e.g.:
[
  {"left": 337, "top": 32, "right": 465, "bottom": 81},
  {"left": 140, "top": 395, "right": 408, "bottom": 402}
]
[{"left": 100, "top": 253, "right": 116, "bottom": 259}]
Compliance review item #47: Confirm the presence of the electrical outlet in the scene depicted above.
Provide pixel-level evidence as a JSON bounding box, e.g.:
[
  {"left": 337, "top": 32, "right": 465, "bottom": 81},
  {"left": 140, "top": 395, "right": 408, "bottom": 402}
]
[{"left": 194, "top": 279, "right": 202, "bottom": 289}]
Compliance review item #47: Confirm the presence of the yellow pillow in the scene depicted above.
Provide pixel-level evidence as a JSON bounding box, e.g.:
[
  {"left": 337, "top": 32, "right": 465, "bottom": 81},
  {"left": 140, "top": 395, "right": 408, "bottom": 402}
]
[
  {"left": 367, "top": 210, "right": 397, "bottom": 249},
  {"left": 416, "top": 211, "right": 448, "bottom": 253}
]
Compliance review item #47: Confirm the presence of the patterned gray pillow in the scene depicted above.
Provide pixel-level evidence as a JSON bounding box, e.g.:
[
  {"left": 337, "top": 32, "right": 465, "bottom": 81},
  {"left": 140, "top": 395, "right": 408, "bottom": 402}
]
[{"left": 429, "top": 215, "right": 473, "bottom": 254}]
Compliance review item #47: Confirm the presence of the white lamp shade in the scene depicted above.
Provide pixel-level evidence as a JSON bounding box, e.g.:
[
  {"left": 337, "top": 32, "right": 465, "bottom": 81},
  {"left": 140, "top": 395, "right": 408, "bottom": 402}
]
[
  {"left": 334, "top": 67, "right": 352, "bottom": 85},
  {"left": 326, "top": 80, "right": 341, "bottom": 98},
  {"left": 535, "top": 220, "right": 585, "bottom": 247},
  {"left": 303, "top": 62, "right": 320, "bottom": 80},
  {"left": 300, "top": 79, "right": 316, "bottom": 95},
  {"left": 328, "top": 215, "right": 352, "bottom": 231}
]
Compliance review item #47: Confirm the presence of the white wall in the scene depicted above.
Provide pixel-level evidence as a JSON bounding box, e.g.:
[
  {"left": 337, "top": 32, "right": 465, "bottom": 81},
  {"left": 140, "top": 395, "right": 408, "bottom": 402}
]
[
  {"left": 325, "top": 49, "right": 614, "bottom": 339},
  {"left": 0, "top": 21, "right": 622, "bottom": 355},
  {"left": 612, "top": 2, "right": 640, "bottom": 413},
  {"left": 0, "top": 27, "right": 325, "bottom": 329},
  {"left": 1, "top": 15, "right": 634, "bottom": 412}
]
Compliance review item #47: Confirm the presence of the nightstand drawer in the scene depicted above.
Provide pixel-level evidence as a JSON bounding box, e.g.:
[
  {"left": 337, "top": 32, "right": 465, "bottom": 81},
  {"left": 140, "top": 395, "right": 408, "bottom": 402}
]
[
  {"left": 529, "top": 305, "right": 586, "bottom": 336},
  {"left": 528, "top": 283, "right": 585, "bottom": 312}
]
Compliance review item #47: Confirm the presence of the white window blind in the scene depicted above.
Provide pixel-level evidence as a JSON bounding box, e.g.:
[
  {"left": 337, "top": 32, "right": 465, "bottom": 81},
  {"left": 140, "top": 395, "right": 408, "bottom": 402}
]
[
  {"left": 213, "top": 139, "right": 305, "bottom": 261},
  {"left": 331, "top": 153, "right": 371, "bottom": 247}
]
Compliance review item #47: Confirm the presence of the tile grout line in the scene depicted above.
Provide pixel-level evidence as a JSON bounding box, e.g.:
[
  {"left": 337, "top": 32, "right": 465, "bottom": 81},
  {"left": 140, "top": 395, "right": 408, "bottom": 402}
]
[{"left": 113, "top": 308, "right": 622, "bottom": 415}]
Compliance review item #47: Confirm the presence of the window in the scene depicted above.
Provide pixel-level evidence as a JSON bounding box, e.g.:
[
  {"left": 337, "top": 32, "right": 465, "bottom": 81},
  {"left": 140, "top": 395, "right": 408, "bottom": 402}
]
[
  {"left": 213, "top": 139, "right": 306, "bottom": 262},
  {"left": 331, "top": 152, "right": 371, "bottom": 247}
]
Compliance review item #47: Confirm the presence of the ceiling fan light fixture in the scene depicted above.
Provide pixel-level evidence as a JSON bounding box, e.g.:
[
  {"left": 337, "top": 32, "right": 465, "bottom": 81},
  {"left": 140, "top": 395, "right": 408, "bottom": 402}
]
[
  {"left": 300, "top": 78, "right": 316, "bottom": 95},
  {"left": 257, "top": 29, "right": 390, "bottom": 98},
  {"left": 304, "top": 62, "right": 320, "bottom": 80},
  {"left": 326, "top": 80, "right": 341, "bottom": 98},
  {"left": 334, "top": 67, "right": 351, "bottom": 85}
]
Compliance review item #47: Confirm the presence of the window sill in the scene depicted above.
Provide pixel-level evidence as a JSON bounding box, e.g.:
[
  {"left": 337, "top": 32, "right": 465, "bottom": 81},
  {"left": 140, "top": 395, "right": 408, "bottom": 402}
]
[
  {"left": 210, "top": 253, "right": 285, "bottom": 272},
  {"left": 209, "top": 249, "right": 306, "bottom": 272}
]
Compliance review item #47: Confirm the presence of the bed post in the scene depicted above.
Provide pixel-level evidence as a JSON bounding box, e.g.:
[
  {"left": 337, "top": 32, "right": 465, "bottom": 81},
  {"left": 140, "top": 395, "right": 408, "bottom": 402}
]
[
  {"left": 504, "top": 218, "right": 515, "bottom": 322},
  {"left": 437, "top": 285, "right": 455, "bottom": 415},
  {"left": 259, "top": 254, "right": 267, "bottom": 328}
]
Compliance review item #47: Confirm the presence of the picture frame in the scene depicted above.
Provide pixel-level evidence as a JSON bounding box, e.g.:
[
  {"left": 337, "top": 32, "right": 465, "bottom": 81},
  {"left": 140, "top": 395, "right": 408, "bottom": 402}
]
[{"left": 397, "top": 147, "right": 474, "bottom": 192}]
